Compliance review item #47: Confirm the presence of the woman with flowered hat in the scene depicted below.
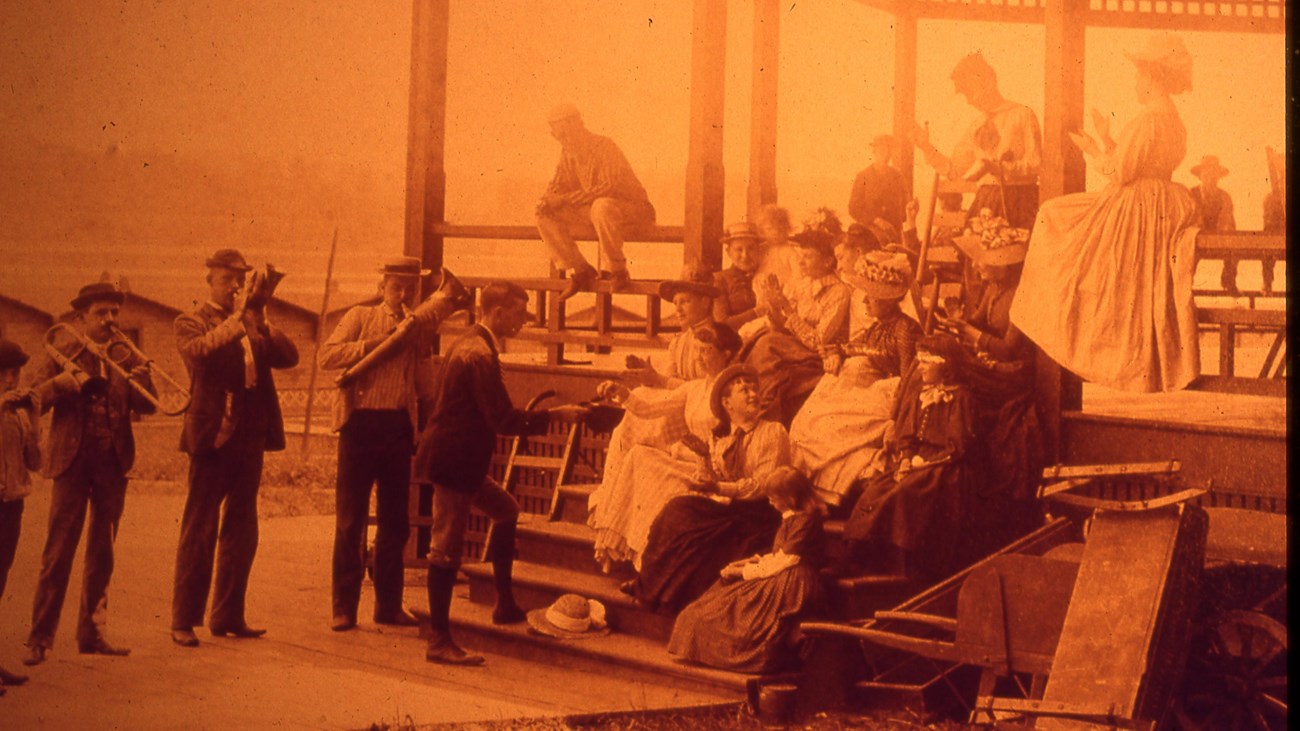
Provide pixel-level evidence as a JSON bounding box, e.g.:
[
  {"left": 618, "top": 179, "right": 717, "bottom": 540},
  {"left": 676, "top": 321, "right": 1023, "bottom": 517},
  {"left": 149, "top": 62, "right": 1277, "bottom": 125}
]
[
  {"left": 741, "top": 208, "right": 852, "bottom": 424},
  {"left": 1010, "top": 32, "right": 1200, "bottom": 393},
  {"left": 788, "top": 249, "right": 922, "bottom": 508}
]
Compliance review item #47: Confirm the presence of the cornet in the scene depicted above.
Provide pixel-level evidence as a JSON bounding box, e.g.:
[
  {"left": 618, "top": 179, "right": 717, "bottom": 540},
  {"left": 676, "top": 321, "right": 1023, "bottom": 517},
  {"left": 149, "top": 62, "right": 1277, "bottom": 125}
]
[
  {"left": 244, "top": 264, "right": 286, "bottom": 311},
  {"left": 42, "top": 323, "right": 191, "bottom": 416}
]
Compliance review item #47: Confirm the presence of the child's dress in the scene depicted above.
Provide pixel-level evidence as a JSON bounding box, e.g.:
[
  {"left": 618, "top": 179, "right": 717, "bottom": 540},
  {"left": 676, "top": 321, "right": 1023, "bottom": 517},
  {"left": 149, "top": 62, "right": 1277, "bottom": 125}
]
[
  {"left": 667, "top": 509, "right": 826, "bottom": 673},
  {"left": 843, "top": 381, "right": 975, "bottom": 579}
]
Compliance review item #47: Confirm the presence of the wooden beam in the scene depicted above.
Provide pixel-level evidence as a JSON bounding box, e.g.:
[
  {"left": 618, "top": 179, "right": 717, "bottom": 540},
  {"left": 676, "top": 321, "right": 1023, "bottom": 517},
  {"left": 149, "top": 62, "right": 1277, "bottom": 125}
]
[
  {"left": 684, "top": 0, "right": 727, "bottom": 271},
  {"left": 1038, "top": 0, "right": 1088, "bottom": 461},
  {"left": 404, "top": 0, "right": 450, "bottom": 276},
  {"left": 892, "top": 0, "right": 918, "bottom": 199},
  {"left": 747, "top": 0, "right": 780, "bottom": 219}
]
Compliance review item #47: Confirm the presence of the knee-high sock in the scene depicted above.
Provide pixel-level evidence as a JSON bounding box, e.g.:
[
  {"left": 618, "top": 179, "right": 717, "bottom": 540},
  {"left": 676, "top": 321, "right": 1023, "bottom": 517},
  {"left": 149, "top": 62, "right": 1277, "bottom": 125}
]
[
  {"left": 488, "top": 522, "right": 517, "bottom": 606},
  {"left": 425, "top": 565, "right": 457, "bottom": 634}
]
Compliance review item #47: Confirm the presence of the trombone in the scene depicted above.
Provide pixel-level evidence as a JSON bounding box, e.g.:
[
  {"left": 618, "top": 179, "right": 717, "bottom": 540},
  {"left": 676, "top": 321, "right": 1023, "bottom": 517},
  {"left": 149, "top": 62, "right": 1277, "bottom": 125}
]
[{"left": 42, "top": 323, "right": 191, "bottom": 416}]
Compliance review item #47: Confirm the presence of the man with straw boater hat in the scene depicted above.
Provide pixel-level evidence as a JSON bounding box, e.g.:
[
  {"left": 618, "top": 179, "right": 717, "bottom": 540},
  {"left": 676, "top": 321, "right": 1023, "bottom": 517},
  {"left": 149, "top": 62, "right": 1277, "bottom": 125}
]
[
  {"left": 319, "top": 256, "right": 469, "bottom": 633},
  {"left": 535, "top": 103, "right": 657, "bottom": 301},
  {"left": 23, "top": 282, "right": 156, "bottom": 666},
  {"left": 1187, "top": 154, "right": 1238, "bottom": 292},
  {"left": 169, "top": 249, "right": 299, "bottom": 648}
]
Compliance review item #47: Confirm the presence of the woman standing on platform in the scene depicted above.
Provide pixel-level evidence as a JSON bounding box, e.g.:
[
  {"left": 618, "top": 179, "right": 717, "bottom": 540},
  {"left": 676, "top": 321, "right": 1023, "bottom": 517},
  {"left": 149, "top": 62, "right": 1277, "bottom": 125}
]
[{"left": 1010, "top": 33, "right": 1201, "bottom": 393}]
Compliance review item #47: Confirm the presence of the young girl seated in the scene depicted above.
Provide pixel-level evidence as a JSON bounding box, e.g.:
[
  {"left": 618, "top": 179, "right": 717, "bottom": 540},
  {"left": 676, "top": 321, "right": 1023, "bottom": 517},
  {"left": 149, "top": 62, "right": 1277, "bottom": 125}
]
[
  {"left": 712, "top": 221, "right": 765, "bottom": 330},
  {"left": 667, "top": 466, "right": 826, "bottom": 674},
  {"left": 842, "top": 340, "right": 974, "bottom": 580},
  {"left": 631, "top": 365, "right": 790, "bottom": 612}
]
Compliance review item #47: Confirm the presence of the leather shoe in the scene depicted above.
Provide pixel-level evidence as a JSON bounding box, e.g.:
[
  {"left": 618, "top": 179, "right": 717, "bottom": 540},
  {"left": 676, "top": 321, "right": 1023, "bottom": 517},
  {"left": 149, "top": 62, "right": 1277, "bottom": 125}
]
[
  {"left": 559, "top": 266, "right": 597, "bottom": 302},
  {"left": 210, "top": 623, "right": 267, "bottom": 639},
  {"left": 618, "top": 578, "right": 638, "bottom": 597},
  {"left": 609, "top": 270, "right": 632, "bottom": 293},
  {"left": 331, "top": 614, "right": 357, "bottom": 632},
  {"left": 171, "top": 628, "right": 200, "bottom": 647},
  {"left": 491, "top": 602, "right": 526, "bottom": 626},
  {"left": 79, "top": 639, "right": 130, "bottom": 657},
  {"left": 21, "top": 646, "right": 46, "bottom": 667},
  {"left": 425, "top": 640, "right": 485, "bottom": 666},
  {"left": 0, "top": 666, "right": 28, "bottom": 686},
  {"left": 374, "top": 609, "right": 419, "bottom": 627}
]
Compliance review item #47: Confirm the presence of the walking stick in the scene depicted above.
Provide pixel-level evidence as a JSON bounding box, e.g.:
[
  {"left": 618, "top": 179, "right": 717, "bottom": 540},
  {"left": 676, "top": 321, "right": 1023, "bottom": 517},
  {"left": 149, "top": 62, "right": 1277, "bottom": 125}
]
[{"left": 301, "top": 228, "right": 339, "bottom": 455}]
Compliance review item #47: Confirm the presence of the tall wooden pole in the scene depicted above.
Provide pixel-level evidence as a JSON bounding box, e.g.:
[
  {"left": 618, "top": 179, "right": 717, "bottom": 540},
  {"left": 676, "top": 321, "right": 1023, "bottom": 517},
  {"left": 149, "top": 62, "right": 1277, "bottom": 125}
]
[
  {"left": 300, "top": 228, "right": 338, "bottom": 456},
  {"left": 405, "top": 0, "right": 449, "bottom": 281},
  {"left": 747, "top": 0, "right": 780, "bottom": 219},
  {"left": 1039, "top": 0, "right": 1088, "bottom": 460},
  {"left": 684, "top": 0, "right": 728, "bottom": 271},
  {"left": 892, "top": 0, "right": 918, "bottom": 199}
]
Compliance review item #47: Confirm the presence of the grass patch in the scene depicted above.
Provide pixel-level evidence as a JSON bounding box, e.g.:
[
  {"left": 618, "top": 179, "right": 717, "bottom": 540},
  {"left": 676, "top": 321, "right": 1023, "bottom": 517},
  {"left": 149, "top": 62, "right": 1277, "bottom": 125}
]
[{"left": 129, "top": 419, "right": 339, "bottom": 517}]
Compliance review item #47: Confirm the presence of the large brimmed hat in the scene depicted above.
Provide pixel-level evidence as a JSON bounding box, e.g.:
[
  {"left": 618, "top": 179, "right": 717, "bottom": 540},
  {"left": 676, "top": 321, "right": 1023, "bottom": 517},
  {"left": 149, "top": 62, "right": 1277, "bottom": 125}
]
[
  {"left": 0, "top": 338, "right": 30, "bottom": 370},
  {"left": 378, "top": 255, "right": 431, "bottom": 278},
  {"left": 1190, "top": 155, "right": 1228, "bottom": 179},
  {"left": 658, "top": 264, "right": 720, "bottom": 302},
  {"left": 205, "top": 248, "right": 253, "bottom": 272},
  {"left": 709, "top": 363, "right": 758, "bottom": 421},
  {"left": 954, "top": 210, "right": 1029, "bottom": 267},
  {"left": 843, "top": 250, "right": 913, "bottom": 300},
  {"left": 527, "top": 594, "right": 609, "bottom": 639},
  {"left": 69, "top": 282, "right": 126, "bottom": 311},
  {"left": 720, "top": 220, "right": 762, "bottom": 244},
  {"left": 1125, "top": 32, "right": 1192, "bottom": 94}
]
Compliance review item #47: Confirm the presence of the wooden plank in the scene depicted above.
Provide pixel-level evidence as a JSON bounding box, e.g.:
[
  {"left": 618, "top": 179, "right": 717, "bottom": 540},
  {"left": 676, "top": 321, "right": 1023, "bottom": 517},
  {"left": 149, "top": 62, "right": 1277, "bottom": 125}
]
[
  {"left": 684, "top": 0, "right": 727, "bottom": 271},
  {"left": 1195, "top": 231, "right": 1287, "bottom": 255},
  {"left": 747, "top": 0, "right": 780, "bottom": 217},
  {"left": 456, "top": 275, "right": 664, "bottom": 296},
  {"left": 1083, "top": 8, "right": 1284, "bottom": 34},
  {"left": 1196, "top": 307, "right": 1287, "bottom": 327},
  {"left": 429, "top": 222, "right": 685, "bottom": 243}
]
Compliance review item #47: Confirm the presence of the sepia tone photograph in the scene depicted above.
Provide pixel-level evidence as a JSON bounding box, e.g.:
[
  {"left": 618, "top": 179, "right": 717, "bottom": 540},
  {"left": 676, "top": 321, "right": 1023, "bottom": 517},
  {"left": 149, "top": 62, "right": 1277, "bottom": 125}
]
[{"left": 0, "top": 1, "right": 1287, "bottom": 729}]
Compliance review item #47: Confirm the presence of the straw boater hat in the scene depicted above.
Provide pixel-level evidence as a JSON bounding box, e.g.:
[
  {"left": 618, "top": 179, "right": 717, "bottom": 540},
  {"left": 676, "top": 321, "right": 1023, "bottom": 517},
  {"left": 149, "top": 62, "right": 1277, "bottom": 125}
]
[
  {"left": 1125, "top": 33, "right": 1192, "bottom": 94},
  {"left": 720, "top": 220, "right": 762, "bottom": 244},
  {"left": 953, "top": 209, "right": 1029, "bottom": 267},
  {"left": 378, "top": 255, "right": 431, "bottom": 278},
  {"left": 843, "top": 250, "right": 913, "bottom": 300},
  {"left": 709, "top": 363, "right": 758, "bottom": 422},
  {"left": 1190, "top": 155, "right": 1229, "bottom": 180},
  {"left": 658, "top": 264, "right": 721, "bottom": 302},
  {"left": 527, "top": 594, "right": 609, "bottom": 639},
  {"left": 69, "top": 282, "right": 126, "bottom": 311},
  {"left": 205, "top": 248, "right": 253, "bottom": 272}
]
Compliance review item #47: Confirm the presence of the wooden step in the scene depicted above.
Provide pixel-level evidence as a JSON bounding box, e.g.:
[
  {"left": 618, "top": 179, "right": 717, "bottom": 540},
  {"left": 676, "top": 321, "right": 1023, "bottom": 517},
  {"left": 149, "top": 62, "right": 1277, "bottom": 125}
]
[
  {"left": 438, "top": 598, "right": 753, "bottom": 698},
  {"left": 461, "top": 560, "right": 676, "bottom": 643},
  {"left": 552, "top": 482, "right": 596, "bottom": 524},
  {"left": 514, "top": 517, "right": 632, "bottom": 578}
]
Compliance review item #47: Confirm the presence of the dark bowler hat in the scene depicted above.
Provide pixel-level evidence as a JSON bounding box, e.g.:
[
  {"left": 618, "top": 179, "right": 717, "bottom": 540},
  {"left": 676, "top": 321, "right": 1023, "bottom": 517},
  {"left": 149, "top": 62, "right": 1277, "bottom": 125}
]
[
  {"left": 205, "top": 248, "right": 253, "bottom": 272},
  {"left": 379, "top": 255, "right": 432, "bottom": 278},
  {"left": 70, "top": 282, "right": 126, "bottom": 311},
  {"left": 0, "top": 338, "right": 29, "bottom": 370},
  {"left": 658, "top": 264, "right": 721, "bottom": 302}
]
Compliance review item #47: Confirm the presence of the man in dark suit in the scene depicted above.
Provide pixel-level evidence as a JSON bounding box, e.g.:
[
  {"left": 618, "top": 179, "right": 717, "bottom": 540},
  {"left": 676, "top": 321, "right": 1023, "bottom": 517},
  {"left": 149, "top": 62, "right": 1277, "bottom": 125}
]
[
  {"left": 23, "top": 282, "right": 156, "bottom": 666},
  {"left": 169, "top": 249, "right": 298, "bottom": 648},
  {"left": 414, "top": 281, "right": 587, "bottom": 665}
]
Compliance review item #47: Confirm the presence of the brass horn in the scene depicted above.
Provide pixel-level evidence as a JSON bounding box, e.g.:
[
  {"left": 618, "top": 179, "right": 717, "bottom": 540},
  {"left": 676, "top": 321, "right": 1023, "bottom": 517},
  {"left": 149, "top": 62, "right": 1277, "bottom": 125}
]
[
  {"left": 244, "top": 264, "right": 286, "bottom": 311},
  {"left": 41, "top": 323, "right": 191, "bottom": 416},
  {"left": 336, "top": 267, "right": 472, "bottom": 387}
]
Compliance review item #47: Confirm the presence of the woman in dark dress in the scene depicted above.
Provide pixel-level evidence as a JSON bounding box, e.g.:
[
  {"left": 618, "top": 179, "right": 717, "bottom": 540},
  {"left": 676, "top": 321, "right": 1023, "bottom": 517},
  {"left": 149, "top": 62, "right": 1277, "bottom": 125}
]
[
  {"left": 843, "top": 341, "right": 975, "bottom": 580},
  {"left": 632, "top": 366, "right": 789, "bottom": 613},
  {"left": 712, "top": 221, "right": 764, "bottom": 330},
  {"left": 667, "top": 466, "right": 826, "bottom": 674}
]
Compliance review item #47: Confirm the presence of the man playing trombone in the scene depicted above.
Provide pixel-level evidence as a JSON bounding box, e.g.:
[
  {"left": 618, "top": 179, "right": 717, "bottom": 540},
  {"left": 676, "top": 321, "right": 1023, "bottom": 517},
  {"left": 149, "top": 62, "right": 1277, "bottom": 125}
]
[
  {"left": 23, "top": 282, "right": 156, "bottom": 666},
  {"left": 318, "top": 256, "right": 469, "bottom": 632},
  {"left": 170, "top": 249, "right": 298, "bottom": 648}
]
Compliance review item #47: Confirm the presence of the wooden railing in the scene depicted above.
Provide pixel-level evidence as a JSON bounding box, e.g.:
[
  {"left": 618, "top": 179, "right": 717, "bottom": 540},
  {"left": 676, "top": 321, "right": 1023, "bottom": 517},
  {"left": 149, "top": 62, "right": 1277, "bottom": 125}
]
[{"left": 434, "top": 222, "right": 686, "bottom": 365}]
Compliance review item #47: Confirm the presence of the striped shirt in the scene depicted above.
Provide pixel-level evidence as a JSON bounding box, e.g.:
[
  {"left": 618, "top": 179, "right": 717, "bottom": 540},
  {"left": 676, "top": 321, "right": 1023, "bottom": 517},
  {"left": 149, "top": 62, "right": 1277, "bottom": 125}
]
[
  {"left": 709, "top": 419, "right": 790, "bottom": 500},
  {"left": 319, "top": 302, "right": 437, "bottom": 431},
  {"left": 784, "top": 274, "right": 851, "bottom": 351}
]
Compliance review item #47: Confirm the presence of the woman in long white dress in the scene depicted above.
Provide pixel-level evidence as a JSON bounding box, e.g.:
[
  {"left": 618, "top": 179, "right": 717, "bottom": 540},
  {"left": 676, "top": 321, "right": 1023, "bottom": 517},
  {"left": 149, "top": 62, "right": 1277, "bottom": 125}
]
[
  {"left": 1010, "top": 33, "right": 1200, "bottom": 393},
  {"left": 587, "top": 321, "right": 741, "bottom": 571}
]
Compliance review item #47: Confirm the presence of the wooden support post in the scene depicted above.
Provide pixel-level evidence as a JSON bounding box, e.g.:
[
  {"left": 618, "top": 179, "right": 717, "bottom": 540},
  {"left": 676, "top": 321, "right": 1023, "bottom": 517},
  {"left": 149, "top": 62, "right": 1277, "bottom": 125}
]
[
  {"left": 892, "top": 1, "right": 918, "bottom": 199},
  {"left": 1038, "top": 0, "right": 1087, "bottom": 460},
  {"left": 405, "top": 0, "right": 449, "bottom": 300},
  {"left": 684, "top": 0, "right": 727, "bottom": 271},
  {"left": 747, "top": 0, "right": 779, "bottom": 219}
]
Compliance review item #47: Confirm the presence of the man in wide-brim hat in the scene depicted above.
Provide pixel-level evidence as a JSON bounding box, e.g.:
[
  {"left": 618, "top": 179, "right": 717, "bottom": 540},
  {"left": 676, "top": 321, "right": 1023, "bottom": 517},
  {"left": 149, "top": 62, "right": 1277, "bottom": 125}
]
[
  {"left": 318, "top": 255, "right": 469, "bottom": 633},
  {"left": 24, "top": 281, "right": 156, "bottom": 666},
  {"left": 1187, "top": 154, "right": 1238, "bottom": 292}
]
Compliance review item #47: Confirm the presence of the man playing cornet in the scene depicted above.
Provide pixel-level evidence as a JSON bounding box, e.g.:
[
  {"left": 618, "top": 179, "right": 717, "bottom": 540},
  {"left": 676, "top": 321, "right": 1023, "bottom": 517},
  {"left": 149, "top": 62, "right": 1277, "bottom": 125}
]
[
  {"left": 23, "top": 282, "right": 156, "bottom": 666},
  {"left": 318, "top": 256, "right": 470, "bottom": 632},
  {"left": 169, "top": 249, "right": 298, "bottom": 648}
]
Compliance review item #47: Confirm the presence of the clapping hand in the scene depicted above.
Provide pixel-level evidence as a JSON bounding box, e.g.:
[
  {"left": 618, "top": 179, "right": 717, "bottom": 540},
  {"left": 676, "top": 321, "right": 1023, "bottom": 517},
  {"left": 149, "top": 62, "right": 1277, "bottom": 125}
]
[
  {"left": 1089, "top": 107, "right": 1113, "bottom": 146},
  {"left": 1068, "top": 130, "right": 1102, "bottom": 159}
]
